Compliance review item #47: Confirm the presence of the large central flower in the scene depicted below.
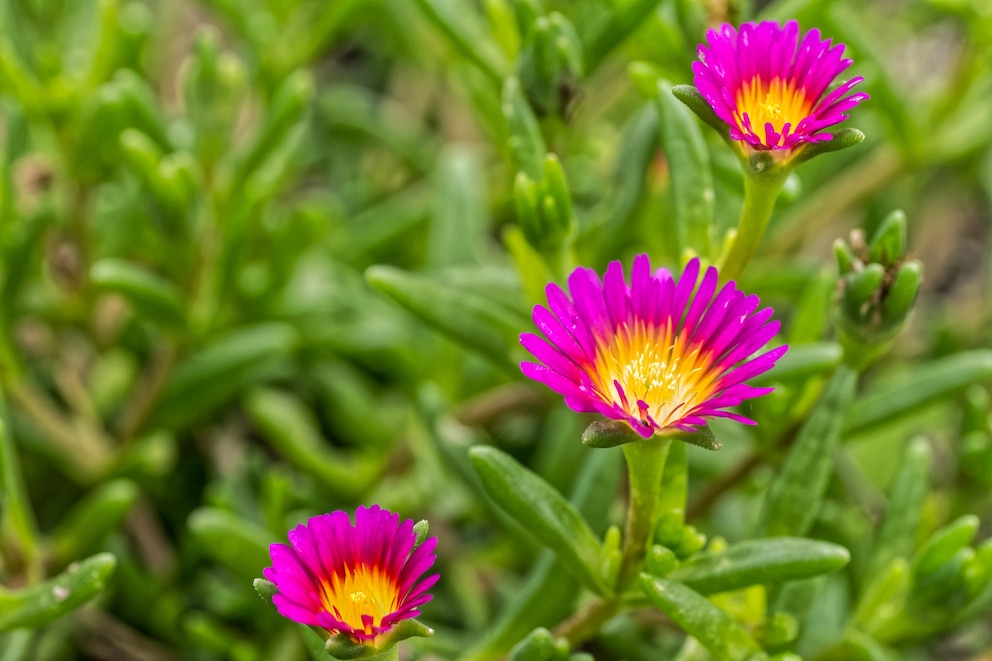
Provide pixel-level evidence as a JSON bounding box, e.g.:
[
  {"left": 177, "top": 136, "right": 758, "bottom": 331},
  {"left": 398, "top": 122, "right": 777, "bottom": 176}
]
[
  {"left": 693, "top": 20, "right": 868, "bottom": 151},
  {"left": 521, "top": 256, "right": 786, "bottom": 437}
]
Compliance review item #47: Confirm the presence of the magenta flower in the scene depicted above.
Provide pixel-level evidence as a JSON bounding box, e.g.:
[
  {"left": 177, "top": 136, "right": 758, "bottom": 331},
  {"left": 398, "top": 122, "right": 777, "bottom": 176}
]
[
  {"left": 693, "top": 20, "right": 868, "bottom": 151},
  {"left": 521, "top": 256, "right": 786, "bottom": 438},
  {"left": 263, "top": 506, "right": 438, "bottom": 646}
]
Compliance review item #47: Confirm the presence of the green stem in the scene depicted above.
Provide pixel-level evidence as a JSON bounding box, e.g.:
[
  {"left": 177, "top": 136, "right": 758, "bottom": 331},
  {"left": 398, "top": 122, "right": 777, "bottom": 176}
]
[
  {"left": 0, "top": 389, "right": 42, "bottom": 584},
  {"left": 618, "top": 439, "right": 671, "bottom": 588},
  {"left": 718, "top": 171, "right": 788, "bottom": 283}
]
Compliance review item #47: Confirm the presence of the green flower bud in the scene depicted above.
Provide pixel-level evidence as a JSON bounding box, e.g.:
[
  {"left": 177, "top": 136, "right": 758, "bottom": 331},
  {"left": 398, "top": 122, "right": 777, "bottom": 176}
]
[
  {"left": 513, "top": 153, "right": 575, "bottom": 278},
  {"left": 516, "top": 10, "right": 583, "bottom": 118},
  {"left": 757, "top": 611, "right": 799, "bottom": 647},
  {"left": 832, "top": 211, "right": 923, "bottom": 368},
  {"left": 646, "top": 544, "right": 679, "bottom": 576}
]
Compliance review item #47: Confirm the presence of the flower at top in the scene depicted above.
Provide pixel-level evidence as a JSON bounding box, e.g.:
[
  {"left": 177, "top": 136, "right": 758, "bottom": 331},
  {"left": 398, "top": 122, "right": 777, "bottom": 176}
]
[
  {"left": 263, "top": 505, "right": 438, "bottom": 647},
  {"left": 693, "top": 20, "right": 868, "bottom": 151},
  {"left": 520, "top": 256, "right": 786, "bottom": 438}
]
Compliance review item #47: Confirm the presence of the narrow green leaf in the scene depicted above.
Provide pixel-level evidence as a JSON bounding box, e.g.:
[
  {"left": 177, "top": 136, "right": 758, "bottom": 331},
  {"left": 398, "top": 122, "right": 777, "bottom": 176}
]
[
  {"left": 751, "top": 342, "right": 843, "bottom": 386},
  {"left": 428, "top": 146, "right": 486, "bottom": 269},
  {"left": 791, "top": 128, "right": 866, "bottom": 165},
  {"left": 912, "top": 515, "right": 980, "bottom": 581},
  {"left": 151, "top": 323, "right": 299, "bottom": 430},
  {"left": 759, "top": 365, "right": 858, "bottom": 537},
  {"left": 880, "top": 261, "right": 922, "bottom": 323},
  {"left": 668, "top": 538, "right": 850, "bottom": 594},
  {"left": 253, "top": 578, "right": 277, "bottom": 605},
  {"left": 188, "top": 508, "right": 273, "bottom": 583},
  {"left": 366, "top": 265, "right": 525, "bottom": 371},
  {"left": 114, "top": 69, "right": 172, "bottom": 150},
  {"left": 90, "top": 259, "right": 186, "bottom": 329},
  {"left": 654, "top": 79, "right": 715, "bottom": 258},
  {"left": 412, "top": 0, "right": 508, "bottom": 82},
  {"left": 237, "top": 70, "right": 314, "bottom": 183},
  {"left": 52, "top": 479, "right": 139, "bottom": 565},
  {"left": 459, "top": 450, "right": 621, "bottom": 661},
  {"left": 584, "top": 0, "right": 665, "bottom": 73},
  {"left": 503, "top": 77, "right": 546, "bottom": 178},
  {"left": 866, "top": 437, "right": 931, "bottom": 577},
  {"left": 244, "top": 388, "right": 380, "bottom": 502},
  {"left": 508, "top": 628, "right": 556, "bottom": 661},
  {"left": 0, "top": 553, "right": 117, "bottom": 631},
  {"left": 788, "top": 271, "right": 836, "bottom": 344},
  {"left": 640, "top": 575, "right": 762, "bottom": 661},
  {"left": 672, "top": 84, "right": 731, "bottom": 141},
  {"left": 0, "top": 629, "right": 33, "bottom": 661},
  {"left": 868, "top": 210, "right": 907, "bottom": 264},
  {"left": 846, "top": 351, "right": 992, "bottom": 434},
  {"left": 469, "top": 446, "right": 610, "bottom": 596},
  {"left": 852, "top": 558, "right": 911, "bottom": 632}
]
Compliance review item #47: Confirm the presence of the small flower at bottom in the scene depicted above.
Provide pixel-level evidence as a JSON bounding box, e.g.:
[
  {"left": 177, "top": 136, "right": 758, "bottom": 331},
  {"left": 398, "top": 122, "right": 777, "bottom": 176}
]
[
  {"left": 520, "top": 256, "right": 786, "bottom": 438},
  {"left": 693, "top": 20, "right": 868, "bottom": 152},
  {"left": 263, "top": 505, "right": 438, "bottom": 648}
]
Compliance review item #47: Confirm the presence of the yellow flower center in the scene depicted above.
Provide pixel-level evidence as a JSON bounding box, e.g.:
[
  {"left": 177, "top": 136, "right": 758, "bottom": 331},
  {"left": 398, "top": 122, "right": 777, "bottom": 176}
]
[
  {"left": 319, "top": 564, "right": 400, "bottom": 638},
  {"left": 591, "top": 321, "right": 719, "bottom": 429},
  {"left": 735, "top": 77, "right": 814, "bottom": 144}
]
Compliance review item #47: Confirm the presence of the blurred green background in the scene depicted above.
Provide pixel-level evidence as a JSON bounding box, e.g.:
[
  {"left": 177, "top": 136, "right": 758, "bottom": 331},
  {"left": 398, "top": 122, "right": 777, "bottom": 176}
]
[{"left": 1, "top": 0, "right": 991, "bottom": 659}]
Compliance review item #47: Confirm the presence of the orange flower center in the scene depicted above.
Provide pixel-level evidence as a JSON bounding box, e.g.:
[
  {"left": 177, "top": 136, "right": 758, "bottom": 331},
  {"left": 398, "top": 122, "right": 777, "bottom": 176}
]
[
  {"left": 319, "top": 564, "right": 400, "bottom": 638},
  {"left": 591, "top": 321, "right": 719, "bottom": 429},
  {"left": 735, "top": 77, "right": 814, "bottom": 144}
]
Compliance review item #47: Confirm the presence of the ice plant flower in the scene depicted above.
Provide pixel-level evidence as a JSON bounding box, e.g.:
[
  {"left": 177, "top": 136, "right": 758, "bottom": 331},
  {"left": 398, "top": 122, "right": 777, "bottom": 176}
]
[
  {"left": 520, "top": 256, "right": 786, "bottom": 438},
  {"left": 693, "top": 20, "right": 868, "bottom": 152},
  {"left": 263, "top": 505, "right": 438, "bottom": 647}
]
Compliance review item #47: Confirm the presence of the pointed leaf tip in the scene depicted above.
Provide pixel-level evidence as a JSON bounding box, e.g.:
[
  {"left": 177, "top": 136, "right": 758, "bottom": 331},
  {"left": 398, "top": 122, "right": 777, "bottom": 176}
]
[
  {"left": 792, "top": 128, "right": 866, "bottom": 165},
  {"left": 671, "top": 84, "right": 731, "bottom": 140},
  {"left": 253, "top": 578, "right": 277, "bottom": 605}
]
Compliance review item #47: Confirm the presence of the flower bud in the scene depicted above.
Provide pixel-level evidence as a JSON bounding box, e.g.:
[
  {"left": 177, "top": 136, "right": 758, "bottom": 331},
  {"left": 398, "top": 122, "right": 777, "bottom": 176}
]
[{"left": 832, "top": 210, "right": 923, "bottom": 368}]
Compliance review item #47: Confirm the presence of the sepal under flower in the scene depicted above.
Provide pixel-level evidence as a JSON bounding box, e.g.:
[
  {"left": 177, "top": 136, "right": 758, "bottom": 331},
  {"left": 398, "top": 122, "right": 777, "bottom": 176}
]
[{"left": 693, "top": 20, "right": 868, "bottom": 152}]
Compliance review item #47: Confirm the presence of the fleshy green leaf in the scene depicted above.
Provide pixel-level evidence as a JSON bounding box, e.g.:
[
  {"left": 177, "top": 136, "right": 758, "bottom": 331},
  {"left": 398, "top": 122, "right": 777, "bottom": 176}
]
[
  {"left": 640, "top": 575, "right": 762, "bottom": 661},
  {"left": 671, "top": 84, "right": 731, "bottom": 141},
  {"left": 503, "top": 77, "right": 547, "bottom": 178},
  {"left": 412, "top": 0, "right": 509, "bottom": 82},
  {"left": 244, "top": 388, "right": 380, "bottom": 501},
  {"left": 188, "top": 508, "right": 273, "bottom": 583},
  {"left": 90, "top": 259, "right": 187, "bottom": 329},
  {"left": 0, "top": 553, "right": 117, "bottom": 631},
  {"left": 791, "top": 128, "right": 866, "bottom": 165},
  {"left": 151, "top": 323, "right": 299, "bottom": 430},
  {"left": 52, "top": 479, "right": 139, "bottom": 565},
  {"left": 668, "top": 538, "right": 850, "bottom": 594},
  {"left": 751, "top": 342, "right": 843, "bottom": 386},
  {"left": 653, "top": 79, "right": 715, "bottom": 258},
  {"left": 365, "top": 265, "right": 526, "bottom": 371},
  {"left": 508, "top": 627, "right": 557, "bottom": 661},
  {"left": 865, "top": 437, "right": 931, "bottom": 577},
  {"left": 846, "top": 351, "right": 992, "bottom": 434},
  {"left": 758, "top": 365, "right": 858, "bottom": 537},
  {"left": 469, "top": 446, "right": 611, "bottom": 596},
  {"left": 253, "top": 578, "right": 278, "bottom": 605}
]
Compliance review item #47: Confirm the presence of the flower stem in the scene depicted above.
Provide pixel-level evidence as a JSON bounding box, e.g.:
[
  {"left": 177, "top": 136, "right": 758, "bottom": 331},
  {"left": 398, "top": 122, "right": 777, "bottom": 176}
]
[
  {"left": 0, "top": 390, "right": 43, "bottom": 584},
  {"left": 618, "top": 439, "right": 672, "bottom": 588},
  {"left": 718, "top": 171, "right": 788, "bottom": 283}
]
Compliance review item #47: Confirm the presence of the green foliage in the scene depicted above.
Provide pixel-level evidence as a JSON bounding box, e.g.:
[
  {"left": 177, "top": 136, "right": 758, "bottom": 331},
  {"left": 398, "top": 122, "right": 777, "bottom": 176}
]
[{"left": 0, "top": 0, "right": 991, "bottom": 660}]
